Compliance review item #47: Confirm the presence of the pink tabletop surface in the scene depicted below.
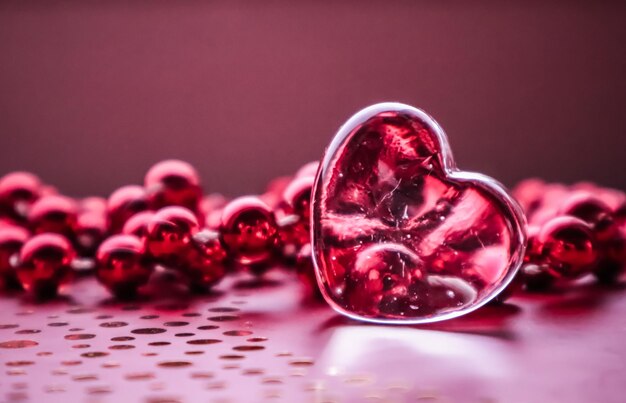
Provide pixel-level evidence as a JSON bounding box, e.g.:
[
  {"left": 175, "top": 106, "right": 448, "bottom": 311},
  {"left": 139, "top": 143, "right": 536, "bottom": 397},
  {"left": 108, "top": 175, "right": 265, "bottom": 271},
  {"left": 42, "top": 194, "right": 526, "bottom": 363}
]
[{"left": 0, "top": 269, "right": 624, "bottom": 403}]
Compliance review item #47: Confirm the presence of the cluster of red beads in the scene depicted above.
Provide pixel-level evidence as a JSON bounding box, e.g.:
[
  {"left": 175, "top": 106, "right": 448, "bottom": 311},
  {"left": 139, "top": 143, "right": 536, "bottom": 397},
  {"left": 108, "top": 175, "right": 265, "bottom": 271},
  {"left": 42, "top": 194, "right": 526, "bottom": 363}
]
[
  {"left": 510, "top": 179, "right": 626, "bottom": 293},
  {"left": 0, "top": 160, "right": 319, "bottom": 300}
]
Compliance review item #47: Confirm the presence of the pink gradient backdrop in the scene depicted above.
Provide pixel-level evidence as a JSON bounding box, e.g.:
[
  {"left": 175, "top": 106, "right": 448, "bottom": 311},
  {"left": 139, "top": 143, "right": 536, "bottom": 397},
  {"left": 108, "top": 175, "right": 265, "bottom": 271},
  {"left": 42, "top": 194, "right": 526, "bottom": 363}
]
[{"left": 0, "top": 1, "right": 625, "bottom": 198}]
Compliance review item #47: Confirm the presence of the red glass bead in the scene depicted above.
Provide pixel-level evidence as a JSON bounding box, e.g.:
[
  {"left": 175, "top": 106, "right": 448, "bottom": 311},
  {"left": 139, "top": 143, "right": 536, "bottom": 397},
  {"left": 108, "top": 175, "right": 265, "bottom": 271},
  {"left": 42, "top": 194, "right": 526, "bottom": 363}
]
[
  {"left": 0, "top": 226, "right": 29, "bottom": 290},
  {"left": 181, "top": 230, "right": 227, "bottom": 291},
  {"left": 295, "top": 244, "right": 322, "bottom": 300},
  {"left": 559, "top": 191, "right": 615, "bottom": 241},
  {"left": 107, "top": 185, "right": 149, "bottom": 233},
  {"left": 144, "top": 160, "right": 202, "bottom": 213},
  {"left": 277, "top": 176, "right": 314, "bottom": 260},
  {"left": 145, "top": 206, "right": 199, "bottom": 266},
  {"left": 521, "top": 263, "right": 556, "bottom": 292},
  {"left": 0, "top": 172, "right": 42, "bottom": 221},
  {"left": 539, "top": 216, "right": 597, "bottom": 278},
  {"left": 200, "top": 193, "right": 228, "bottom": 216},
  {"left": 277, "top": 214, "right": 310, "bottom": 263},
  {"left": 282, "top": 175, "right": 314, "bottom": 222},
  {"left": 28, "top": 195, "right": 78, "bottom": 238},
  {"left": 96, "top": 234, "right": 153, "bottom": 298},
  {"left": 512, "top": 178, "right": 545, "bottom": 216},
  {"left": 595, "top": 225, "right": 626, "bottom": 283},
  {"left": 80, "top": 197, "right": 107, "bottom": 214},
  {"left": 220, "top": 196, "right": 279, "bottom": 266},
  {"left": 261, "top": 175, "right": 292, "bottom": 209},
  {"left": 17, "top": 233, "right": 74, "bottom": 298},
  {"left": 311, "top": 104, "right": 526, "bottom": 323},
  {"left": 122, "top": 211, "right": 155, "bottom": 238},
  {"left": 75, "top": 211, "right": 107, "bottom": 256}
]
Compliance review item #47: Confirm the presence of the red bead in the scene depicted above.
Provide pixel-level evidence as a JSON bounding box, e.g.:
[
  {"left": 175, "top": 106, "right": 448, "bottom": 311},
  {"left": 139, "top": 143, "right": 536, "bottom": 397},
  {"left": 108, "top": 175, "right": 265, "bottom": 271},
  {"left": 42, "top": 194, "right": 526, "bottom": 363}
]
[
  {"left": 75, "top": 211, "right": 107, "bottom": 256},
  {"left": 80, "top": 197, "right": 107, "bottom": 214},
  {"left": 200, "top": 193, "right": 227, "bottom": 216},
  {"left": 107, "top": 185, "right": 149, "bottom": 233},
  {"left": 144, "top": 160, "right": 202, "bottom": 213},
  {"left": 28, "top": 195, "right": 78, "bottom": 238},
  {"left": 559, "top": 191, "right": 615, "bottom": 241},
  {"left": 312, "top": 106, "right": 526, "bottom": 323},
  {"left": 595, "top": 225, "right": 626, "bottom": 283},
  {"left": 295, "top": 244, "right": 322, "bottom": 300},
  {"left": 277, "top": 176, "right": 314, "bottom": 260},
  {"left": 261, "top": 176, "right": 292, "bottom": 209},
  {"left": 145, "top": 206, "right": 199, "bottom": 266},
  {"left": 521, "top": 263, "right": 556, "bottom": 292},
  {"left": 17, "top": 233, "right": 74, "bottom": 298},
  {"left": 512, "top": 178, "right": 545, "bottom": 215},
  {"left": 220, "top": 196, "right": 279, "bottom": 266},
  {"left": 524, "top": 225, "right": 543, "bottom": 263},
  {"left": 181, "top": 230, "right": 227, "bottom": 290},
  {"left": 0, "top": 226, "right": 29, "bottom": 289},
  {"left": 122, "top": 211, "right": 155, "bottom": 238},
  {"left": 282, "top": 175, "right": 314, "bottom": 222},
  {"left": 0, "top": 172, "right": 42, "bottom": 221},
  {"left": 539, "top": 216, "right": 597, "bottom": 278},
  {"left": 96, "top": 234, "right": 153, "bottom": 298}
]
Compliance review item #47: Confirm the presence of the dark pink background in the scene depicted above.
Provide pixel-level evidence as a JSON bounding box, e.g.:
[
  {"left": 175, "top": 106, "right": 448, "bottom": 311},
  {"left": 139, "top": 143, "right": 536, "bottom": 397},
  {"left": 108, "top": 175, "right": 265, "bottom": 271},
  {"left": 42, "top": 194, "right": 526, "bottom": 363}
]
[{"left": 1, "top": 1, "right": 625, "bottom": 197}]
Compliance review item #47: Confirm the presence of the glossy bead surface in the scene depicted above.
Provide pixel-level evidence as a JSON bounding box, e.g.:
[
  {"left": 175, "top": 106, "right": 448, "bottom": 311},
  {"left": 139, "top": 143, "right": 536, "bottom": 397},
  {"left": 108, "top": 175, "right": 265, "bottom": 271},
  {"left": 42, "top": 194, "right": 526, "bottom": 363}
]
[
  {"left": 311, "top": 103, "right": 526, "bottom": 324},
  {"left": 144, "top": 160, "right": 202, "bottom": 212},
  {"left": 0, "top": 172, "right": 42, "bottom": 221},
  {"left": 559, "top": 192, "right": 615, "bottom": 241},
  {"left": 28, "top": 195, "right": 78, "bottom": 238},
  {"left": 96, "top": 235, "right": 153, "bottom": 297},
  {"left": 107, "top": 185, "right": 149, "bottom": 233},
  {"left": 0, "top": 226, "right": 29, "bottom": 289},
  {"left": 296, "top": 243, "right": 322, "bottom": 300},
  {"left": 122, "top": 211, "right": 155, "bottom": 238},
  {"left": 220, "top": 196, "right": 279, "bottom": 266},
  {"left": 539, "top": 216, "right": 597, "bottom": 278},
  {"left": 145, "top": 206, "right": 199, "bottom": 266},
  {"left": 75, "top": 211, "right": 107, "bottom": 256},
  {"left": 182, "top": 230, "right": 227, "bottom": 290},
  {"left": 17, "top": 233, "right": 74, "bottom": 298}
]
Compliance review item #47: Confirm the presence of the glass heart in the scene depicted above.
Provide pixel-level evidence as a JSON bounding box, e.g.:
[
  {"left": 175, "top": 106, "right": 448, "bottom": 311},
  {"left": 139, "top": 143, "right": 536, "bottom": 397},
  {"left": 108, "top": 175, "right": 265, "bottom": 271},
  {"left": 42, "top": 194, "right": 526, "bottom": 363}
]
[{"left": 311, "top": 103, "right": 526, "bottom": 324}]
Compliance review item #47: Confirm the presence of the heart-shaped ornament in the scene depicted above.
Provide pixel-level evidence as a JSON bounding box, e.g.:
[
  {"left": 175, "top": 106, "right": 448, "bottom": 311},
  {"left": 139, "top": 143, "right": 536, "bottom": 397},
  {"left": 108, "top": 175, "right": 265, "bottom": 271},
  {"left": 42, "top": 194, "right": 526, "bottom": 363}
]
[{"left": 311, "top": 103, "right": 526, "bottom": 324}]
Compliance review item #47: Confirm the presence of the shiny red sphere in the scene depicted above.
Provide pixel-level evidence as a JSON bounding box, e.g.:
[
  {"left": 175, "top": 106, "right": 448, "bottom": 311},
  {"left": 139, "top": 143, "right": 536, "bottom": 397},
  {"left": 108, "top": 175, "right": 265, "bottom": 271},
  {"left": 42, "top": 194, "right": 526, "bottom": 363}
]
[
  {"left": 107, "top": 185, "right": 149, "bottom": 233},
  {"left": 0, "top": 226, "right": 29, "bottom": 289},
  {"left": 17, "top": 233, "right": 74, "bottom": 298},
  {"left": 75, "top": 211, "right": 107, "bottom": 256},
  {"left": 144, "top": 160, "right": 202, "bottom": 213},
  {"left": 282, "top": 175, "right": 314, "bottom": 223},
  {"left": 295, "top": 244, "right": 322, "bottom": 300},
  {"left": 145, "top": 206, "right": 199, "bottom": 266},
  {"left": 521, "top": 263, "right": 556, "bottom": 291},
  {"left": 96, "top": 234, "right": 153, "bottom": 298},
  {"left": 261, "top": 175, "right": 292, "bottom": 209},
  {"left": 80, "top": 197, "right": 107, "bottom": 214},
  {"left": 28, "top": 195, "right": 78, "bottom": 238},
  {"left": 0, "top": 172, "right": 42, "bottom": 220},
  {"left": 182, "top": 230, "right": 227, "bottom": 290},
  {"left": 220, "top": 196, "right": 279, "bottom": 266},
  {"left": 122, "top": 211, "right": 155, "bottom": 238},
  {"left": 539, "top": 216, "right": 597, "bottom": 278},
  {"left": 559, "top": 192, "right": 615, "bottom": 241}
]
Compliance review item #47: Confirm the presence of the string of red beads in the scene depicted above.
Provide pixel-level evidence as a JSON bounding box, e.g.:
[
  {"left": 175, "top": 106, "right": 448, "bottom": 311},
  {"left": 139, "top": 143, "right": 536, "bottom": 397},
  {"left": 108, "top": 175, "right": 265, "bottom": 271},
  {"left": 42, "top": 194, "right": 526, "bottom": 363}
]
[
  {"left": 0, "top": 161, "right": 624, "bottom": 302},
  {"left": 509, "top": 179, "right": 626, "bottom": 295},
  {"left": 0, "top": 160, "right": 317, "bottom": 300}
]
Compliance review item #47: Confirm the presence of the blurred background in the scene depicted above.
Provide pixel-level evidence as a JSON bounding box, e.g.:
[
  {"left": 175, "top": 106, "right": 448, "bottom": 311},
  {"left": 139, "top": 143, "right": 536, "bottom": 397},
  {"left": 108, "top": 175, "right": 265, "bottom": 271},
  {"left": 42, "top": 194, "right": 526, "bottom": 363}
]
[{"left": 0, "top": 0, "right": 624, "bottom": 198}]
